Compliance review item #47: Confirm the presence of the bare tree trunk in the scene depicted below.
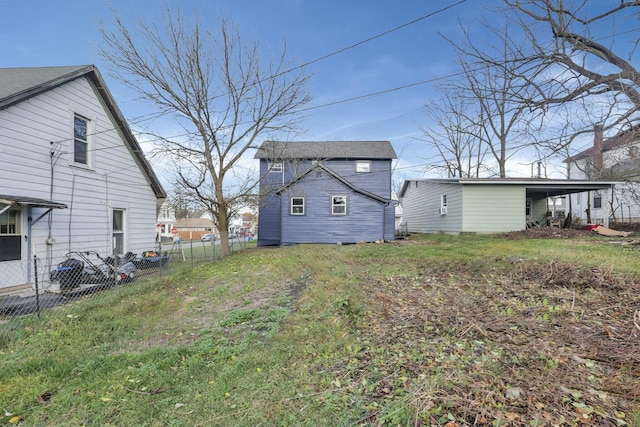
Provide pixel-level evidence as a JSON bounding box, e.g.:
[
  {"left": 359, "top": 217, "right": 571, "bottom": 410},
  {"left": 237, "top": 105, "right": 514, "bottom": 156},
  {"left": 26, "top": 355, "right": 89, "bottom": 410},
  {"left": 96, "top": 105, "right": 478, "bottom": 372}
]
[{"left": 99, "top": 9, "right": 310, "bottom": 258}]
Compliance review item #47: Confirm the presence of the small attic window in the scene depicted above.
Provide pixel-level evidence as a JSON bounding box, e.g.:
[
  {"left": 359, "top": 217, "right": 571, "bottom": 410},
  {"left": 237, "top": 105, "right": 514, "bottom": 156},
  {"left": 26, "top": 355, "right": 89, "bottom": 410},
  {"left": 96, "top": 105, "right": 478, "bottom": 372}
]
[
  {"left": 269, "top": 161, "right": 283, "bottom": 173},
  {"left": 355, "top": 161, "right": 370, "bottom": 173}
]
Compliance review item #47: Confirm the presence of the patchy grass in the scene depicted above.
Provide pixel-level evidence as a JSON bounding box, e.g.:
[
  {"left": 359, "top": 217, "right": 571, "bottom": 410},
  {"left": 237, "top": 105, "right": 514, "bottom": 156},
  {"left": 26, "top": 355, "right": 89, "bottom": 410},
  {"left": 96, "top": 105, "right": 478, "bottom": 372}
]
[{"left": 1, "top": 233, "right": 639, "bottom": 426}]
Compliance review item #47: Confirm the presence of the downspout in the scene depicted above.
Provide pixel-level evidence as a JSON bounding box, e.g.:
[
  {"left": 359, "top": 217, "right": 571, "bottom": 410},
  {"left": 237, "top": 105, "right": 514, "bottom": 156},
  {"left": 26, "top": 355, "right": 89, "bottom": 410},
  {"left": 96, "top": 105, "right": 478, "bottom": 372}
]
[{"left": 68, "top": 174, "right": 76, "bottom": 253}]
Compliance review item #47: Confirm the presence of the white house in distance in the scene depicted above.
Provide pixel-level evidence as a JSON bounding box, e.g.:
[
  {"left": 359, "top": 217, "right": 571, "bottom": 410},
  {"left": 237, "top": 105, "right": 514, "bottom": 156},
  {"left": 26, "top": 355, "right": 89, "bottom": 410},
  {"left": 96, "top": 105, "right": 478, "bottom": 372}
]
[
  {"left": 156, "top": 199, "right": 177, "bottom": 242},
  {"left": 0, "top": 65, "right": 166, "bottom": 292},
  {"left": 566, "top": 125, "right": 640, "bottom": 225}
]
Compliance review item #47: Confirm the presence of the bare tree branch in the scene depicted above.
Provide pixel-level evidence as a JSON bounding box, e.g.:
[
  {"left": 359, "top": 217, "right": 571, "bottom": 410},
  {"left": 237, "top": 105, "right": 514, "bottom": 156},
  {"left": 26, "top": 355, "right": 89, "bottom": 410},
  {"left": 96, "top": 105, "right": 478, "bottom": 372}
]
[{"left": 100, "top": 8, "right": 310, "bottom": 255}]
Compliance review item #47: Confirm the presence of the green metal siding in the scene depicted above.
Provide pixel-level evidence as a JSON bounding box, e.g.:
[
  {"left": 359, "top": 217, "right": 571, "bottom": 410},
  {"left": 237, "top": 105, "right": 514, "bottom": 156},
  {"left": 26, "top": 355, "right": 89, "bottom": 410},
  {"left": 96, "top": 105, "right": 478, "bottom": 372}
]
[
  {"left": 428, "top": 183, "right": 463, "bottom": 233},
  {"left": 461, "top": 185, "right": 525, "bottom": 232},
  {"left": 531, "top": 198, "right": 549, "bottom": 224}
]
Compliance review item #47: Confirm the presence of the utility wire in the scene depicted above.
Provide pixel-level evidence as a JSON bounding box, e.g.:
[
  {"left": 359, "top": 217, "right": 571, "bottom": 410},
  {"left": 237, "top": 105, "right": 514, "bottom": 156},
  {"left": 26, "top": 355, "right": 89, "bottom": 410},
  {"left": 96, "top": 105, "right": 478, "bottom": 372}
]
[{"left": 51, "top": 0, "right": 468, "bottom": 145}]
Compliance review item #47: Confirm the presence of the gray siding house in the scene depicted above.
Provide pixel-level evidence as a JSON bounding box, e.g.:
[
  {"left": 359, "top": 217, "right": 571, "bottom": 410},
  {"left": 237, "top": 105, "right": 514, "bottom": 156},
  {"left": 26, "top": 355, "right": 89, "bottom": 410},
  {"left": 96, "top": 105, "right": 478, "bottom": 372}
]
[
  {"left": 0, "top": 65, "right": 166, "bottom": 292},
  {"left": 399, "top": 178, "right": 616, "bottom": 234},
  {"left": 254, "top": 141, "right": 397, "bottom": 245}
]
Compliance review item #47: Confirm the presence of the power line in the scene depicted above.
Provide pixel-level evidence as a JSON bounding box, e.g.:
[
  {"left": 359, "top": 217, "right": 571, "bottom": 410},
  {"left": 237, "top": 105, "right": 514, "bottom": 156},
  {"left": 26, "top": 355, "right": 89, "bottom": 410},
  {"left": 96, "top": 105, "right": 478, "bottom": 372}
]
[
  {"left": 50, "top": 1, "right": 469, "bottom": 146},
  {"left": 295, "top": 0, "right": 468, "bottom": 71}
]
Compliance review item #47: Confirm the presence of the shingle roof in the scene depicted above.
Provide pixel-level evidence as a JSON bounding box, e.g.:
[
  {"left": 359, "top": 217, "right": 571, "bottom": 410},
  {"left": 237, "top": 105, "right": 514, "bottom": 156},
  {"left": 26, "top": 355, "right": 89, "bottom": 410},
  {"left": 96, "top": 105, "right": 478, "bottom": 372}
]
[
  {"left": 0, "top": 66, "right": 91, "bottom": 108},
  {"left": 566, "top": 127, "right": 640, "bottom": 162},
  {"left": 0, "top": 65, "right": 166, "bottom": 200},
  {"left": 254, "top": 140, "right": 397, "bottom": 160}
]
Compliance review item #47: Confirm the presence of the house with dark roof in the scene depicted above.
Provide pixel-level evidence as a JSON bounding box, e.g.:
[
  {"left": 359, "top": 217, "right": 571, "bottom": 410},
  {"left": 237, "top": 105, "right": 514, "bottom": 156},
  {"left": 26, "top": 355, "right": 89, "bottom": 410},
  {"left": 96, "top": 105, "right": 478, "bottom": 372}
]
[
  {"left": 254, "top": 141, "right": 397, "bottom": 245},
  {"left": 0, "top": 65, "right": 166, "bottom": 292},
  {"left": 565, "top": 125, "right": 640, "bottom": 224}
]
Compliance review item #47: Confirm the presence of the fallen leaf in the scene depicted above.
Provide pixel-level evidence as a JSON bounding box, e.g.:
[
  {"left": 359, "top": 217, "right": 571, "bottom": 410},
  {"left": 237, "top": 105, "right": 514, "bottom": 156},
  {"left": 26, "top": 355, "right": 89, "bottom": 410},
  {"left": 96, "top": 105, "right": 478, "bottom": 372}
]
[
  {"left": 38, "top": 392, "right": 52, "bottom": 403},
  {"left": 8, "top": 416, "right": 24, "bottom": 424},
  {"left": 505, "top": 412, "right": 519, "bottom": 421}
]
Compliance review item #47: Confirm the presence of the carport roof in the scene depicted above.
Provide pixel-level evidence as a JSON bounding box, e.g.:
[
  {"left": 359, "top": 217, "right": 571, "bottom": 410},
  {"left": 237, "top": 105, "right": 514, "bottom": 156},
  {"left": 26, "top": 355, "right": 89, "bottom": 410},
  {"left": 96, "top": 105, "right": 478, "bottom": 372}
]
[
  {"left": 0, "top": 195, "right": 67, "bottom": 209},
  {"left": 399, "top": 178, "right": 619, "bottom": 199}
]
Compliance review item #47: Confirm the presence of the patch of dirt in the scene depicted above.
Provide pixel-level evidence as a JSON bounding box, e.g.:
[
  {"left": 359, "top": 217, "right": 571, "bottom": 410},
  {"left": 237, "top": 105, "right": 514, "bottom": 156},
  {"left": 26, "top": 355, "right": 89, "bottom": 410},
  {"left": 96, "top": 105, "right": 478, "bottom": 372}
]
[
  {"left": 500, "top": 226, "right": 597, "bottom": 239},
  {"left": 346, "top": 260, "right": 640, "bottom": 425}
]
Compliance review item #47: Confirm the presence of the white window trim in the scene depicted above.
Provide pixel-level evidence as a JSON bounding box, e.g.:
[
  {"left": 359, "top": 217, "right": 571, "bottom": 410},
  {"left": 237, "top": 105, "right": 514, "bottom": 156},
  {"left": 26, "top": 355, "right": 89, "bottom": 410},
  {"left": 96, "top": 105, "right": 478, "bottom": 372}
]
[
  {"left": 355, "top": 160, "right": 371, "bottom": 173},
  {"left": 0, "top": 207, "right": 22, "bottom": 262},
  {"left": 331, "top": 195, "right": 347, "bottom": 215},
  {"left": 593, "top": 192, "right": 603, "bottom": 209},
  {"left": 269, "top": 161, "right": 283, "bottom": 173},
  {"left": 290, "top": 197, "right": 305, "bottom": 215},
  {"left": 112, "top": 208, "right": 126, "bottom": 255},
  {"left": 70, "top": 112, "right": 95, "bottom": 169},
  {"left": 440, "top": 194, "right": 448, "bottom": 215}
]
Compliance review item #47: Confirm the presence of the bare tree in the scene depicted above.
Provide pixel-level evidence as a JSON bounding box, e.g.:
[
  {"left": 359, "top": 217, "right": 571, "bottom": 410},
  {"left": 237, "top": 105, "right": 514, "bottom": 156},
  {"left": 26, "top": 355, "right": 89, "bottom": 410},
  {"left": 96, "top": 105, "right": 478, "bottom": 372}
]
[
  {"left": 435, "top": 23, "right": 543, "bottom": 177},
  {"left": 420, "top": 91, "right": 488, "bottom": 178},
  {"left": 504, "top": 0, "right": 640, "bottom": 138},
  {"left": 100, "top": 9, "right": 310, "bottom": 255}
]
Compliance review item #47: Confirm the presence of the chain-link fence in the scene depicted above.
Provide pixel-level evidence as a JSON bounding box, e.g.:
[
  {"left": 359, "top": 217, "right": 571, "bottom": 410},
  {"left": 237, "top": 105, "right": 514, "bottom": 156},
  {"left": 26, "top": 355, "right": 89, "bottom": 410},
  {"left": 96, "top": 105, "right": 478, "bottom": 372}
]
[{"left": 0, "top": 235, "right": 253, "bottom": 339}]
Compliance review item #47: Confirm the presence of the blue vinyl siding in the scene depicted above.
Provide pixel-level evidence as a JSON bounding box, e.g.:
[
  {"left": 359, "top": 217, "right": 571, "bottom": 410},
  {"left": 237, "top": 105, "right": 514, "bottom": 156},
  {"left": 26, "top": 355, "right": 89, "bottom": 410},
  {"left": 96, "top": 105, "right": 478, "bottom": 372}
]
[
  {"left": 256, "top": 160, "right": 283, "bottom": 246},
  {"left": 279, "top": 170, "right": 385, "bottom": 244},
  {"left": 257, "top": 157, "right": 394, "bottom": 245}
]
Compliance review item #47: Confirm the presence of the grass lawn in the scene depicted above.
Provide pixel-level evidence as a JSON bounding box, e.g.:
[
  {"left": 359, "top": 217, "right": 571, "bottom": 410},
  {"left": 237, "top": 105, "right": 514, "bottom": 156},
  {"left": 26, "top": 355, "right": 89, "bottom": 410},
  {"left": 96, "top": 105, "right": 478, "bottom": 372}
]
[{"left": 1, "top": 232, "right": 639, "bottom": 426}]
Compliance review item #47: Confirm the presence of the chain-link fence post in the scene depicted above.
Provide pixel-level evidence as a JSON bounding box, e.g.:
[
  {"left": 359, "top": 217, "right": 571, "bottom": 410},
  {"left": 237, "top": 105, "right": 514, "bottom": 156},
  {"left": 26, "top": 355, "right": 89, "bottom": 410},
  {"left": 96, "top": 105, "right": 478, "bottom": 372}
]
[{"left": 34, "top": 255, "right": 41, "bottom": 318}]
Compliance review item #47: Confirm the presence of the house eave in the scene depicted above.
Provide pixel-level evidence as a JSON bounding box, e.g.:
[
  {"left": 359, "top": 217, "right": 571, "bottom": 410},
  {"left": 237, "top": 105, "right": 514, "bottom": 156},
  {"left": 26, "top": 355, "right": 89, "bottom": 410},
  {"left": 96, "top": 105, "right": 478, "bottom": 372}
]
[
  {"left": 0, "top": 65, "right": 167, "bottom": 201},
  {"left": 400, "top": 178, "right": 620, "bottom": 199}
]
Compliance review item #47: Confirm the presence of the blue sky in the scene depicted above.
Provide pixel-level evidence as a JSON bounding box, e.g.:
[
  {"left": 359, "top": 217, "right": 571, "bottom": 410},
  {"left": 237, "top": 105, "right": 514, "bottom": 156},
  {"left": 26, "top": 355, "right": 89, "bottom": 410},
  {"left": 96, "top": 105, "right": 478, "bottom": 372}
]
[{"left": 0, "top": 0, "right": 522, "bottom": 185}]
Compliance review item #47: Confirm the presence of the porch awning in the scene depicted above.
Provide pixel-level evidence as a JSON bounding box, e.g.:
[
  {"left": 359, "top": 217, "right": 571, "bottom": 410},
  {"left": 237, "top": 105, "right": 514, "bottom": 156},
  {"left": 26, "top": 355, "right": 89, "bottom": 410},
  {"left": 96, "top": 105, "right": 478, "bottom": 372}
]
[{"left": 0, "top": 195, "right": 67, "bottom": 209}]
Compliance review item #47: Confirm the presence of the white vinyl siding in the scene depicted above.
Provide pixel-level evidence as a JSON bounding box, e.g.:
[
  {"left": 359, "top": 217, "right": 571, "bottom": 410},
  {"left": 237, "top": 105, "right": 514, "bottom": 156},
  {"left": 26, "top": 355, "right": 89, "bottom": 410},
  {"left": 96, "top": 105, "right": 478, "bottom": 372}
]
[{"left": 0, "top": 74, "right": 159, "bottom": 289}]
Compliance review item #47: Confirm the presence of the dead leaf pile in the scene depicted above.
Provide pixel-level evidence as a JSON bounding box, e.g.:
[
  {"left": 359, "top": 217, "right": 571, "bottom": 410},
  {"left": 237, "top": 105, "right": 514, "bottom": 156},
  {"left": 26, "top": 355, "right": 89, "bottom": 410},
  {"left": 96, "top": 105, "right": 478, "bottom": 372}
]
[{"left": 338, "top": 261, "right": 640, "bottom": 425}]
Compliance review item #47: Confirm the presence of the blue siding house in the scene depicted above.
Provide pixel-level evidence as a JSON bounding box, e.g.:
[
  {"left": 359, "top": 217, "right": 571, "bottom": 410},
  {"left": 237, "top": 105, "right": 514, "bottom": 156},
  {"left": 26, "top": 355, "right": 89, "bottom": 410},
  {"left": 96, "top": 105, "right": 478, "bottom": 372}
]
[{"left": 254, "top": 141, "right": 397, "bottom": 246}]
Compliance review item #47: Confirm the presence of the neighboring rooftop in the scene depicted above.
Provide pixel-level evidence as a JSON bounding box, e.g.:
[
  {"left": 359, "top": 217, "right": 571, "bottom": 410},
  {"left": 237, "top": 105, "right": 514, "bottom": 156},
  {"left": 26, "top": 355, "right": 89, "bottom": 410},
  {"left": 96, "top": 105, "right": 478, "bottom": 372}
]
[
  {"left": 566, "top": 126, "right": 640, "bottom": 162},
  {"left": 0, "top": 66, "right": 90, "bottom": 108},
  {"left": 254, "top": 140, "right": 397, "bottom": 160},
  {"left": 0, "top": 65, "right": 166, "bottom": 200}
]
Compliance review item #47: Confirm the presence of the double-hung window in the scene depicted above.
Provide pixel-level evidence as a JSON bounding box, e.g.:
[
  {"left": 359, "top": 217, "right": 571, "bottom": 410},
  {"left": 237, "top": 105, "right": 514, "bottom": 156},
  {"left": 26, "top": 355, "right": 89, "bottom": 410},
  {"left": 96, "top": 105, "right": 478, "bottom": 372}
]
[
  {"left": 113, "top": 209, "right": 125, "bottom": 255},
  {"left": 593, "top": 192, "right": 602, "bottom": 209},
  {"left": 73, "top": 114, "right": 90, "bottom": 165},
  {"left": 0, "top": 208, "right": 21, "bottom": 261},
  {"left": 291, "top": 197, "right": 305, "bottom": 215},
  {"left": 331, "top": 195, "right": 347, "bottom": 215}
]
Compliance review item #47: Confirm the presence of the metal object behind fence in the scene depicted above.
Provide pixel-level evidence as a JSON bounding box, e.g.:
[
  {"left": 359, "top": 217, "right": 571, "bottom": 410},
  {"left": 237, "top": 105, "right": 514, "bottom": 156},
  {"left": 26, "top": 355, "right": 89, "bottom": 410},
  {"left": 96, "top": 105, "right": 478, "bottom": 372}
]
[{"left": 0, "top": 237, "right": 250, "bottom": 337}]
